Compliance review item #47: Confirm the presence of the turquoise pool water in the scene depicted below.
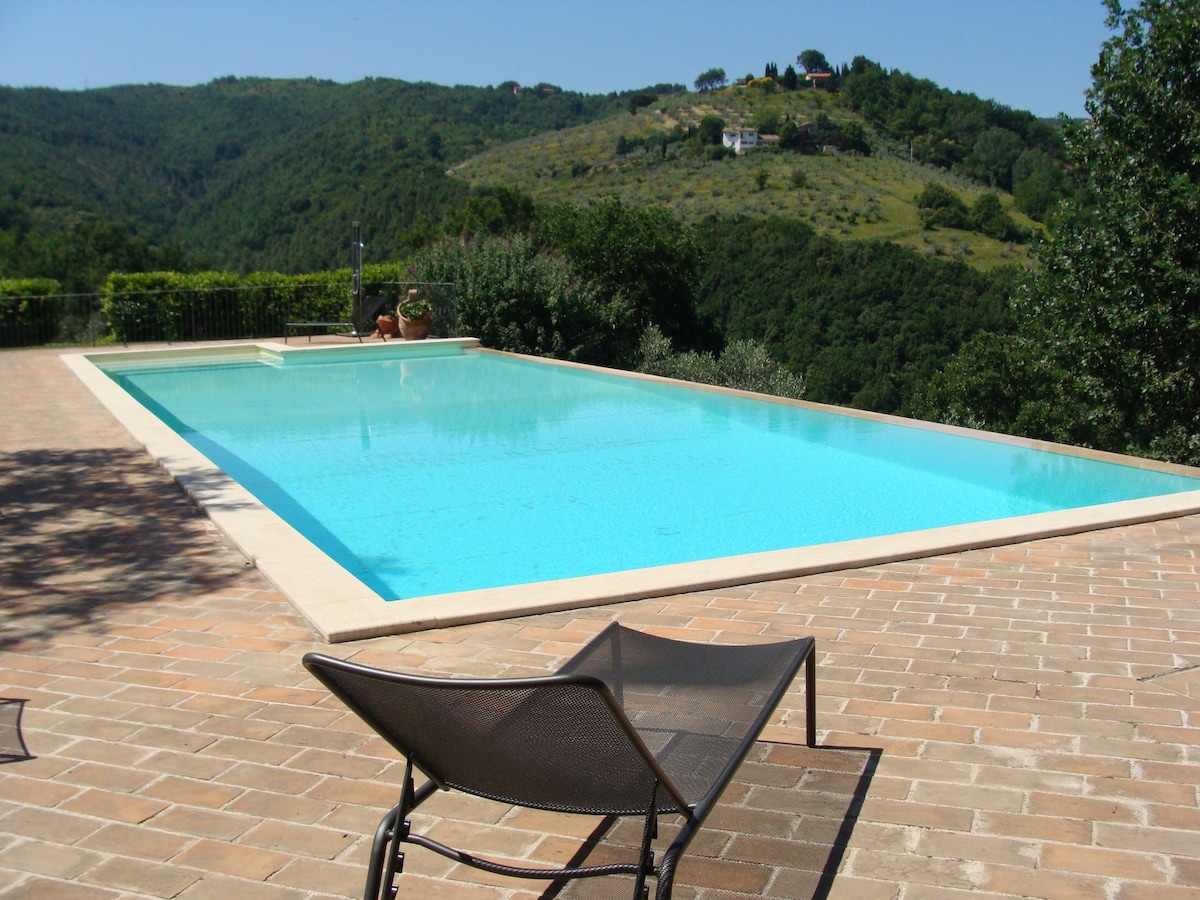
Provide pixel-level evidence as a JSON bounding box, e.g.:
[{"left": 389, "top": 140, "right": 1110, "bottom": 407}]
[{"left": 99, "top": 346, "right": 1200, "bottom": 600}]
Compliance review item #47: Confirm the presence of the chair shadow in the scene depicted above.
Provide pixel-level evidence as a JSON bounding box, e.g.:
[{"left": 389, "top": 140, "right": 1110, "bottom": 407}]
[
  {"left": 542, "top": 742, "right": 881, "bottom": 900},
  {"left": 0, "top": 699, "right": 34, "bottom": 763}
]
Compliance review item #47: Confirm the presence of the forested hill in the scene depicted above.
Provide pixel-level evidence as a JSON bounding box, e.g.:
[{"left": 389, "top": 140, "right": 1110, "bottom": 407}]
[
  {"left": 0, "top": 77, "right": 628, "bottom": 278},
  {"left": 1, "top": 62, "right": 1071, "bottom": 288}
]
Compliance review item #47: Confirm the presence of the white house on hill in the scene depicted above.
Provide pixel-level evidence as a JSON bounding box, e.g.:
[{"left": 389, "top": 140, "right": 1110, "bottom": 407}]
[
  {"left": 723, "top": 128, "right": 758, "bottom": 153},
  {"left": 722, "top": 128, "right": 777, "bottom": 154}
]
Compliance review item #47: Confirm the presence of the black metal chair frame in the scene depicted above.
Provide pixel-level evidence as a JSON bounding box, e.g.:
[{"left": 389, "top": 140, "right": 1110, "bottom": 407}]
[{"left": 303, "top": 623, "right": 816, "bottom": 900}]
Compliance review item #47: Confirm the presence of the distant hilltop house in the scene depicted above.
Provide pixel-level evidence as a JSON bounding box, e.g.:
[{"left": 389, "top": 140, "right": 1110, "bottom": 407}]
[
  {"left": 510, "top": 83, "right": 558, "bottom": 95},
  {"left": 722, "top": 128, "right": 778, "bottom": 154}
]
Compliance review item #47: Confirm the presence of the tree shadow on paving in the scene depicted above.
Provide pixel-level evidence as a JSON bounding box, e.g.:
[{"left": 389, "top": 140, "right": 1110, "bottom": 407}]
[
  {"left": 544, "top": 743, "right": 881, "bottom": 900},
  {"left": 0, "top": 447, "right": 260, "bottom": 649}
]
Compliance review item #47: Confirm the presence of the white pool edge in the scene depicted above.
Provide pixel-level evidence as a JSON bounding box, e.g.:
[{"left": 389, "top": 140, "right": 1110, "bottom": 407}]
[{"left": 63, "top": 341, "right": 1200, "bottom": 642}]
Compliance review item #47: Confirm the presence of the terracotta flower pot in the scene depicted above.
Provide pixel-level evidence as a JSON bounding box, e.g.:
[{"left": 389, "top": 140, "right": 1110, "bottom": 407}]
[
  {"left": 376, "top": 314, "right": 401, "bottom": 339},
  {"left": 398, "top": 314, "right": 431, "bottom": 340}
]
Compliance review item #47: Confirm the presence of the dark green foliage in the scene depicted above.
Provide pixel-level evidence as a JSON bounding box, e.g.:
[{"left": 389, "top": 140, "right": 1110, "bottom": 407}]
[
  {"left": 407, "top": 234, "right": 622, "bottom": 362},
  {"left": 835, "top": 121, "right": 871, "bottom": 156},
  {"left": 56, "top": 262, "right": 420, "bottom": 345},
  {"left": 1011, "top": 147, "right": 1074, "bottom": 220},
  {"left": 798, "top": 50, "right": 832, "bottom": 74},
  {"left": 627, "top": 93, "right": 657, "bottom": 115},
  {"left": 781, "top": 65, "right": 799, "bottom": 92},
  {"left": 967, "top": 127, "right": 1025, "bottom": 190},
  {"left": 968, "top": 193, "right": 1026, "bottom": 243},
  {"left": 613, "top": 125, "right": 695, "bottom": 160},
  {"left": 778, "top": 120, "right": 800, "bottom": 150},
  {"left": 918, "top": 0, "right": 1200, "bottom": 464},
  {"left": 911, "top": 332, "right": 1076, "bottom": 441},
  {"left": 536, "top": 199, "right": 704, "bottom": 353},
  {"left": 915, "top": 183, "right": 969, "bottom": 230},
  {"left": 698, "top": 115, "right": 726, "bottom": 146},
  {"left": 750, "top": 109, "right": 780, "bottom": 135},
  {"left": 779, "top": 112, "right": 868, "bottom": 156},
  {"left": 0, "top": 217, "right": 187, "bottom": 293},
  {"left": 841, "top": 57, "right": 1064, "bottom": 191},
  {"left": 434, "top": 185, "right": 536, "bottom": 241},
  {"left": 914, "top": 185, "right": 1026, "bottom": 243},
  {"left": 0, "top": 78, "right": 624, "bottom": 279},
  {"left": 694, "top": 68, "right": 727, "bottom": 93},
  {"left": 100, "top": 269, "right": 351, "bottom": 343},
  {"left": 1, "top": 277, "right": 64, "bottom": 346},
  {"left": 695, "top": 216, "right": 1016, "bottom": 414}
]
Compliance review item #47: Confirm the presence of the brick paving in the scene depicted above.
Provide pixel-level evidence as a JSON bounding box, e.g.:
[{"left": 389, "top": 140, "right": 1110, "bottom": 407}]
[{"left": 2, "top": 344, "right": 1200, "bottom": 899}]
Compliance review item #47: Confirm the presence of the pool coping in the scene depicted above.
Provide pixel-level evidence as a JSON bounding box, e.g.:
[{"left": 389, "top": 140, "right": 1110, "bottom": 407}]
[{"left": 62, "top": 340, "right": 1200, "bottom": 642}]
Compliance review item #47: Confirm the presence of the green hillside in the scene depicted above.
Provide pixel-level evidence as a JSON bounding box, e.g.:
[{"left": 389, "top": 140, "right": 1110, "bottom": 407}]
[
  {"left": 451, "top": 85, "right": 1042, "bottom": 270},
  {"left": 0, "top": 65, "right": 1059, "bottom": 285},
  {"left": 0, "top": 77, "right": 626, "bottom": 276}
]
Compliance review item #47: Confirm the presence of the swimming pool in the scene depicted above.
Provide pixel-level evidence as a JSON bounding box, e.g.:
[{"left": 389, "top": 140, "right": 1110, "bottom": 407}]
[{"left": 68, "top": 340, "right": 1200, "bottom": 640}]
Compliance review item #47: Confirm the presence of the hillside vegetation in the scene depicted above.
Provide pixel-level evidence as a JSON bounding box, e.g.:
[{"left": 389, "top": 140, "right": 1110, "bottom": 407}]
[
  {"left": 0, "top": 62, "right": 1061, "bottom": 283},
  {"left": 452, "top": 86, "right": 1041, "bottom": 269},
  {"left": 0, "top": 77, "right": 627, "bottom": 279}
]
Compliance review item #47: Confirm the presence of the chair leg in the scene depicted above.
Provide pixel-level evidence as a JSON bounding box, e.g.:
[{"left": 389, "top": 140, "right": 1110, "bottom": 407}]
[
  {"left": 363, "top": 805, "right": 399, "bottom": 900},
  {"left": 365, "top": 760, "right": 420, "bottom": 900},
  {"left": 654, "top": 841, "right": 681, "bottom": 900},
  {"left": 806, "top": 645, "right": 818, "bottom": 748},
  {"left": 653, "top": 807, "right": 708, "bottom": 900},
  {"left": 631, "top": 785, "right": 659, "bottom": 900}
]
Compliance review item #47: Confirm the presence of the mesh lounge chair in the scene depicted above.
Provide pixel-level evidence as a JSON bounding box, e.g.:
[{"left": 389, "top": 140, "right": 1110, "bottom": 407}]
[{"left": 302, "top": 622, "right": 817, "bottom": 900}]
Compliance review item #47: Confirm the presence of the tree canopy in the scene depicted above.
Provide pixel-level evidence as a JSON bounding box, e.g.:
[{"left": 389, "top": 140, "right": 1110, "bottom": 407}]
[
  {"left": 694, "top": 68, "right": 728, "bottom": 93},
  {"left": 0, "top": 78, "right": 627, "bottom": 281},
  {"left": 798, "top": 49, "right": 832, "bottom": 74},
  {"left": 696, "top": 216, "right": 1016, "bottom": 414},
  {"left": 916, "top": 0, "right": 1200, "bottom": 464}
]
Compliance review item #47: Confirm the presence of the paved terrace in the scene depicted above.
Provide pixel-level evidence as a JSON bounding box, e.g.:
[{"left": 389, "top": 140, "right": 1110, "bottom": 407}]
[{"left": 1, "top": 344, "right": 1199, "bottom": 900}]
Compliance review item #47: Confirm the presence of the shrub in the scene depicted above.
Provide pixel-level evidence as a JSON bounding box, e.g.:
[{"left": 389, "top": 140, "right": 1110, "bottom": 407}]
[
  {"left": 697, "top": 115, "right": 725, "bottom": 146},
  {"left": 915, "top": 182, "right": 969, "bottom": 230},
  {"left": 409, "top": 234, "right": 623, "bottom": 362},
  {"left": 0, "top": 278, "right": 63, "bottom": 346},
  {"left": 100, "top": 270, "right": 350, "bottom": 342},
  {"left": 637, "top": 325, "right": 805, "bottom": 399},
  {"left": 969, "top": 192, "right": 1027, "bottom": 243}
]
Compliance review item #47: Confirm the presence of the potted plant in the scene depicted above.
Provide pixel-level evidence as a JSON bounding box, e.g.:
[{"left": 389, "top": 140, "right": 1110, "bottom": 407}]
[
  {"left": 397, "top": 289, "right": 432, "bottom": 340},
  {"left": 375, "top": 312, "right": 401, "bottom": 339}
]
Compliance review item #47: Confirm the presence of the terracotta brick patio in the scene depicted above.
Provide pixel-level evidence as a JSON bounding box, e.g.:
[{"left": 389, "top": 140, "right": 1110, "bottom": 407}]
[{"left": 2, "top": 344, "right": 1199, "bottom": 899}]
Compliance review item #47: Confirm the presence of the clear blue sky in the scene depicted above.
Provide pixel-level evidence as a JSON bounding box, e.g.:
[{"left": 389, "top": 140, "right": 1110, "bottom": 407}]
[{"left": 0, "top": 0, "right": 1112, "bottom": 118}]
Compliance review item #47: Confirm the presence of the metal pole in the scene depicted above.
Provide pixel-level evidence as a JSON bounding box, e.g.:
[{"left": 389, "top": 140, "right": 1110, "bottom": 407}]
[{"left": 351, "top": 220, "right": 363, "bottom": 334}]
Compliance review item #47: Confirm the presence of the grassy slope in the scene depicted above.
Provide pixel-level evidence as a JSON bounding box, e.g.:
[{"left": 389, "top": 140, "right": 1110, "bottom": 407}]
[{"left": 450, "top": 86, "right": 1040, "bottom": 271}]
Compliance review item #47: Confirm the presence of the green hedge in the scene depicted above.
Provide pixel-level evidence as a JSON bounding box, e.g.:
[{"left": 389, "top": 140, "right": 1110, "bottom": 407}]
[
  {"left": 100, "top": 263, "right": 413, "bottom": 342},
  {"left": 101, "top": 270, "right": 341, "bottom": 342},
  {"left": 2, "top": 263, "right": 429, "bottom": 346},
  {"left": 1, "top": 278, "right": 65, "bottom": 346}
]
